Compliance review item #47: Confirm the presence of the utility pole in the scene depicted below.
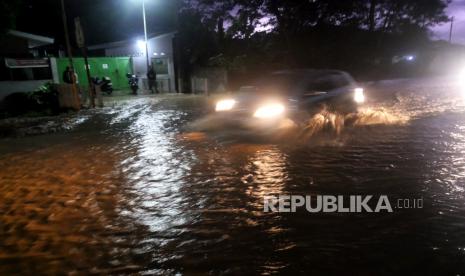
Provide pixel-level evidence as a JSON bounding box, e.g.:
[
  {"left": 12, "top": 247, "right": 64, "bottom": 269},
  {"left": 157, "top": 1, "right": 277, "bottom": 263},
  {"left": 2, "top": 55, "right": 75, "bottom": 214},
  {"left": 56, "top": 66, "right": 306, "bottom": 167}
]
[
  {"left": 60, "top": 0, "right": 74, "bottom": 72},
  {"left": 60, "top": 0, "right": 80, "bottom": 109},
  {"left": 75, "top": 17, "right": 96, "bottom": 108},
  {"left": 174, "top": 0, "right": 182, "bottom": 93},
  {"left": 449, "top": 16, "right": 454, "bottom": 43}
]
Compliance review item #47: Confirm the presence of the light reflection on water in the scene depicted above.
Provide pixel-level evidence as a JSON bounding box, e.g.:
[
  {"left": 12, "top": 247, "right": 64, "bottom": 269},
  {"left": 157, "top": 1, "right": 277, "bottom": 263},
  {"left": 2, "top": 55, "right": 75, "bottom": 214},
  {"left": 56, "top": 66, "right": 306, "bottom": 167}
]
[
  {"left": 2, "top": 80, "right": 465, "bottom": 274},
  {"left": 427, "top": 118, "right": 465, "bottom": 196},
  {"left": 119, "top": 108, "right": 192, "bottom": 233},
  {"left": 244, "top": 145, "right": 288, "bottom": 208}
]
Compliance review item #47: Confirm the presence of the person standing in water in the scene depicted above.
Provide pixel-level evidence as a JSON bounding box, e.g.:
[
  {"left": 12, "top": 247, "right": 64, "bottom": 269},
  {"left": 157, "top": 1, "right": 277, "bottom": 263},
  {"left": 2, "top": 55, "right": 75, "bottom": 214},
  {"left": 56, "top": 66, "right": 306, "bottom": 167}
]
[
  {"left": 147, "top": 66, "right": 158, "bottom": 94},
  {"left": 63, "top": 66, "right": 78, "bottom": 84}
]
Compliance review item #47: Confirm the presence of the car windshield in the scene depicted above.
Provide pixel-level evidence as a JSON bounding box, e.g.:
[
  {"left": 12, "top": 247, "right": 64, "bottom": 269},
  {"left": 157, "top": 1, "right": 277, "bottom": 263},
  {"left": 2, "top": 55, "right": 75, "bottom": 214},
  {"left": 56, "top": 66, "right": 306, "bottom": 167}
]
[
  {"left": 305, "top": 73, "right": 352, "bottom": 92},
  {"left": 239, "top": 72, "right": 352, "bottom": 94},
  {"left": 238, "top": 73, "right": 304, "bottom": 94}
]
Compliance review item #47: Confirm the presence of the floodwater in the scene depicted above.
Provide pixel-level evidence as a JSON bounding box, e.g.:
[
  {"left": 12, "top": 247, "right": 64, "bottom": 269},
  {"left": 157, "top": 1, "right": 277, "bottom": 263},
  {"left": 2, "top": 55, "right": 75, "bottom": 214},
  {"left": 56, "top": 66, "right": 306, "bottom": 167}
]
[{"left": 2, "top": 77, "right": 465, "bottom": 275}]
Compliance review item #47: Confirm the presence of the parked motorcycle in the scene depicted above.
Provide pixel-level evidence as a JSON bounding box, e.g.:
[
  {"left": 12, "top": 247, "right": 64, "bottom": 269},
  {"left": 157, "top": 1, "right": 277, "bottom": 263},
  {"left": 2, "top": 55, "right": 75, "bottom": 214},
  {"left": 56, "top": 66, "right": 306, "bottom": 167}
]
[
  {"left": 126, "top": 73, "right": 139, "bottom": 95},
  {"left": 91, "top": 76, "right": 113, "bottom": 95}
]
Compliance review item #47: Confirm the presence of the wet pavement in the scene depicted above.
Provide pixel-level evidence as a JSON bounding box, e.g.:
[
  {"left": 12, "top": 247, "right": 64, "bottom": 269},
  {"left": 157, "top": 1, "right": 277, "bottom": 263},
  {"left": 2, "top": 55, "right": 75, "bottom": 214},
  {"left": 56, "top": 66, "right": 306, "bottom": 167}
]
[{"left": 2, "top": 77, "right": 465, "bottom": 274}]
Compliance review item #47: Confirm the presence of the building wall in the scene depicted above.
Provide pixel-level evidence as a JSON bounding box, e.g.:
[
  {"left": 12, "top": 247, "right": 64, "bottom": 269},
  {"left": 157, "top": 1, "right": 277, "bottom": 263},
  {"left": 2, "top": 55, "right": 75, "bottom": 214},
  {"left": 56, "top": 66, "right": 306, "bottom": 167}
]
[
  {"left": 51, "top": 57, "right": 132, "bottom": 90},
  {"left": 104, "top": 33, "right": 176, "bottom": 92}
]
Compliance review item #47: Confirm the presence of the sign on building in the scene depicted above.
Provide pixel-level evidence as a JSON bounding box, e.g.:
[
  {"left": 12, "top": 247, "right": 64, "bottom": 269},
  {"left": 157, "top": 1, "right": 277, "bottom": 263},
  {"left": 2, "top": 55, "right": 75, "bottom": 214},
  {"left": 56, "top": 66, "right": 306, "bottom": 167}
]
[{"left": 74, "top": 17, "right": 85, "bottom": 48}]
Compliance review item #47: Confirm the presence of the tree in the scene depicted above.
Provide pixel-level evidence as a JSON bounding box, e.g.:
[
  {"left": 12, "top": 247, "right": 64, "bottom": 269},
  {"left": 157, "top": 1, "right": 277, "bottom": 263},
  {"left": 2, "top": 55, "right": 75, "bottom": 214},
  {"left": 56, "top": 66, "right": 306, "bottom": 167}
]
[
  {"left": 178, "top": 0, "right": 452, "bottom": 84},
  {"left": 0, "top": 0, "right": 22, "bottom": 36},
  {"left": 260, "top": 0, "right": 450, "bottom": 33},
  {"left": 370, "top": 0, "right": 450, "bottom": 33},
  {"left": 226, "top": 0, "right": 264, "bottom": 39}
]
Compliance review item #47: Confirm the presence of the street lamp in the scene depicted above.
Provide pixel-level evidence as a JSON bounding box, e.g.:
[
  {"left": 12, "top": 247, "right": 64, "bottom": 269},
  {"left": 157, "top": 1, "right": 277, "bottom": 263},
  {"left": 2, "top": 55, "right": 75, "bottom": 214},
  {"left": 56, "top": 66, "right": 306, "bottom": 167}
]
[{"left": 140, "top": 0, "right": 150, "bottom": 72}]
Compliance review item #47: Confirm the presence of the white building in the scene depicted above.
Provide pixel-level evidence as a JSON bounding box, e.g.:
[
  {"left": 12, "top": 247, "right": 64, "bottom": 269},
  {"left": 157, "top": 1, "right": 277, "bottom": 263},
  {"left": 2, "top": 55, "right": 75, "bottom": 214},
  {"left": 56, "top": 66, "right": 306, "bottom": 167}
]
[
  {"left": 88, "top": 32, "right": 177, "bottom": 92},
  {"left": 0, "top": 30, "right": 55, "bottom": 100}
]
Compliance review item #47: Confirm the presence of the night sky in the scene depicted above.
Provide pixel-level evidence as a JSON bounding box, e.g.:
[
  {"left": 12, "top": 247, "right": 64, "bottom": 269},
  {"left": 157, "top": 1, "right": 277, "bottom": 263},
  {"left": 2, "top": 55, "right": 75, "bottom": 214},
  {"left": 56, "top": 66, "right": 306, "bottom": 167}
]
[
  {"left": 13, "top": 0, "right": 465, "bottom": 46},
  {"left": 15, "top": 0, "right": 177, "bottom": 46},
  {"left": 432, "top": 0, "right": 465, "bottom": 44}
]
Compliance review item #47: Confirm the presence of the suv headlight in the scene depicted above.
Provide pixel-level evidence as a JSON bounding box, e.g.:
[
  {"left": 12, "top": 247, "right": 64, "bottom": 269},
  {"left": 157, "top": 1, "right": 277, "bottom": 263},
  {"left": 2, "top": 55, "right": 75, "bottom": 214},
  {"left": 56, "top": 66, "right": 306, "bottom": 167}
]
[
  {"left": 253, "top": 103, "right": 285, "bottom": 119},
  {"left": 215, "top": 99, "right": 236, "bottom": 111},
  {"left": 354, "top": 88, "right": 365, "bottom": 104}
]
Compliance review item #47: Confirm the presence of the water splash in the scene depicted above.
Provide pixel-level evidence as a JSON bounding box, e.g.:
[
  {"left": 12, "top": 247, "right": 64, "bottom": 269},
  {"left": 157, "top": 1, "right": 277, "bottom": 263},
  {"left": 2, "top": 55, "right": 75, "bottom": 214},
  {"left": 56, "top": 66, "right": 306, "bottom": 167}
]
[
  {"left": 349, "top": 107, "right": 409, "bottom": 126},
  {"left": 301, "top": 109, "right": 346, "bottom": 137},
  {"left": 187, "top": 105, "right": 409, "bottom": 145}
]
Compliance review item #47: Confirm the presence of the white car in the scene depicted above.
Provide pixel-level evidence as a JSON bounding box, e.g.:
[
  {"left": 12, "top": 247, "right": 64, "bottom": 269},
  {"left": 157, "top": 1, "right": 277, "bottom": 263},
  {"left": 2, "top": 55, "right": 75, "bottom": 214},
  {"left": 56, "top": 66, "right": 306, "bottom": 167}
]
[{"left": 214, "top": 69, "right": 365, "bottom": 128}]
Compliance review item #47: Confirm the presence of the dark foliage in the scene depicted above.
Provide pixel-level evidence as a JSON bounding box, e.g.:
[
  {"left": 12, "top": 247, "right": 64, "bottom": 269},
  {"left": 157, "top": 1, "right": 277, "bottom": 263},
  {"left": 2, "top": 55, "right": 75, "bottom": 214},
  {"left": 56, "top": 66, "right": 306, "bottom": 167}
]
[
  {"left": 179, "top": 0, "right": 451, "bottom": 87},
  {"left": 0, "top": 83, "right": 60, "bottom": 118},
  {"left": 0, "top": 0, "right": 22, "bottom": 36}
]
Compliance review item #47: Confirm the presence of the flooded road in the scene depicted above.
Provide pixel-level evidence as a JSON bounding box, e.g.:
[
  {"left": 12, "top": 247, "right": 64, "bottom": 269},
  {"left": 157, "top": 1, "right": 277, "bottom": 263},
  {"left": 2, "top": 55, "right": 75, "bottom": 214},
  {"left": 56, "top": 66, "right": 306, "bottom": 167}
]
[{"left": 2, "top": 77, "right": 465, "bottom": 275}]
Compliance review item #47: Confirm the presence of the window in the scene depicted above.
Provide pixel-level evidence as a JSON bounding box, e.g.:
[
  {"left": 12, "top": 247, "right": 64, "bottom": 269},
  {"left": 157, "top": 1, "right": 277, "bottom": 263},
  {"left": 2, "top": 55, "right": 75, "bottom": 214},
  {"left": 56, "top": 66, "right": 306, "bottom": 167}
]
[{"left": 152, "top": 58, "right": 168, "bottom": 74}]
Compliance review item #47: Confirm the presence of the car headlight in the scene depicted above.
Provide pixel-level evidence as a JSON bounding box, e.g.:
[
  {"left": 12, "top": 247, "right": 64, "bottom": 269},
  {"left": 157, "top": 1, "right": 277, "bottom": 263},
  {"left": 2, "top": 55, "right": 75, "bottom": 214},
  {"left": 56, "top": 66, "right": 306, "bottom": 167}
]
[
  {"left": 354, "top": 88, "right": 365, "bottom": 104},
  {"left": 253, "top": 103, "right": 285, "bottom": 119},
  {"left": 215, "top": 99, "right": 236, "bottom": 111}
]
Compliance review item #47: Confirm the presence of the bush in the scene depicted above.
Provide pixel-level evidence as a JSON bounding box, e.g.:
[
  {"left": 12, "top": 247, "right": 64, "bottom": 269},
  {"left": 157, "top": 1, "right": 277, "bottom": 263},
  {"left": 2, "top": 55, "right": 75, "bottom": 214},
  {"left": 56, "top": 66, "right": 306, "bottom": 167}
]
[
  {"left": 0, "top": 83, "right": 60, "bottom": 118},
  {"left": 30, "top": 83, "right": 60, "bottom": 113}
]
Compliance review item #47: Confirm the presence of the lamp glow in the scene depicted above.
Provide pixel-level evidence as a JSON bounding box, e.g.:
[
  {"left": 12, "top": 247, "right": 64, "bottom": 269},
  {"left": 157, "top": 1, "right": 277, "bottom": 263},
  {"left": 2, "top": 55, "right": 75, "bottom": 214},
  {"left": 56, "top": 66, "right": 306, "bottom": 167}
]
[
  {"left": 459, "top": 68, "right": 465, "bottom": 80},
  {"left": 137, "top": 40, "right": 146, "bottom": 51}
]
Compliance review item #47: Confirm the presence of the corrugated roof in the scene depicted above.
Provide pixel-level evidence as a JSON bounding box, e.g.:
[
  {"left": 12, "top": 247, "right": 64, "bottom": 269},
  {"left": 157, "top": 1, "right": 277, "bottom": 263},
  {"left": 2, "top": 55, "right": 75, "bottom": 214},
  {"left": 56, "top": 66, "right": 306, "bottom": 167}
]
[{"left": 8, "top": 30, "right": 54, "bottom": 47}]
